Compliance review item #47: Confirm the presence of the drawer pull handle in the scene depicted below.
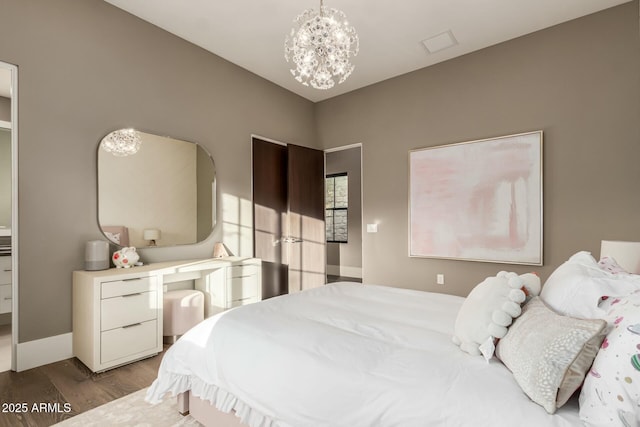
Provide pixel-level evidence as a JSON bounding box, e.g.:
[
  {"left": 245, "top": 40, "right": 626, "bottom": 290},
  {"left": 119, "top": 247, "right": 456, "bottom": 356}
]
[
  {"left": 3, "top": 269, "right": 10, "bottom": 272},
  {"left": 236, "top": 297, "right": 253, "bottom": 301},
  {"left": 122, "top": 278, "right": 143, "bottom": 282},
  {"left": 3, "top": 297, "right": 11, "bottom": 301},
  {"left": 121, "top": 293, "right": 142, "bottom": 298},
  {"left": 122, "top": 323, "right": 142, "bottom": 329},
  {"left": 231, "top": 275, "right": 254, "bottom": 279}
]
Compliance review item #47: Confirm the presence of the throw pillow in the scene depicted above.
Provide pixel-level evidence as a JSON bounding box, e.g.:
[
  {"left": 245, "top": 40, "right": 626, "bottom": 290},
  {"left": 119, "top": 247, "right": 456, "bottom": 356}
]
[
  {"left": 579, "top": 291, "right": 640, "bottom": 426},
  {"left": 496, "top": 297, "right": 606, "bottom": 414},
  {"left": 452, "top": 272, "right": 540, "bottom": 360},
  {"left": 540, "top": 251, "right": 640, "bottom": 319}
]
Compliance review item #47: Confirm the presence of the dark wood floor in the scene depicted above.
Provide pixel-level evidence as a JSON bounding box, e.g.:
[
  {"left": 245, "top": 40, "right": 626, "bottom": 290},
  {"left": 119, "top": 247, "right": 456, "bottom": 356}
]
[{"left": 0, "top": 346, "right": 168, "bottom": 427}]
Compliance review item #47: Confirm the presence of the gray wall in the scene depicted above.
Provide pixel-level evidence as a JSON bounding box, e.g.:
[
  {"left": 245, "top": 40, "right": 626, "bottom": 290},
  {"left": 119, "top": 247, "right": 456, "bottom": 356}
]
[
  {"left": 316, "top": 2, "right": 640, "bottom": 296},
  {"left": 326, "top": 147, "right": 362, "bottom": 276},
  {"left": 0, "top": 97, "right": 9, "bottom": 122},
  {"left": 0, "top": 0, "right": 316, "bottom": 343}
]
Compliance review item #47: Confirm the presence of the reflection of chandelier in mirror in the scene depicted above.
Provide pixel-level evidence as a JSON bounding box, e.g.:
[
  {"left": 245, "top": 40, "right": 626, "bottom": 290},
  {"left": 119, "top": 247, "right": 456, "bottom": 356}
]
[
  {"left": 101, "top": 128, "right": 142, "bottom": 156},
  {"left": 284, "top": 0, "right": 359, "bottom": 90}
]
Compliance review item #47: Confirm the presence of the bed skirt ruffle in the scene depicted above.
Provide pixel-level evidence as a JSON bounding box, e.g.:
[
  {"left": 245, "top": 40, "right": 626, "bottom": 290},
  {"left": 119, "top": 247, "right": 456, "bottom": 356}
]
[{"left": 145, "top": 373, "right": 288, "bottom": 427}]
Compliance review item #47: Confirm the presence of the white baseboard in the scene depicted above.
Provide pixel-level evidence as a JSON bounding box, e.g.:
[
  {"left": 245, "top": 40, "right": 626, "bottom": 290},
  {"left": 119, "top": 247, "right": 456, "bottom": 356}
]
[
  {"left": 327, "top": 265, "right": 362, "bottom": 279},
  {"left": 16, "top": 332, "right": 73, "bottom": 372}
]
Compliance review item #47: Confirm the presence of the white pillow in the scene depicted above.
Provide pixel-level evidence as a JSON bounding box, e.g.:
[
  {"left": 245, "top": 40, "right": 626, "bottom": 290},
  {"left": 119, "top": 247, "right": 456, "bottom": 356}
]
[
  {"left": 598, "top": 256, "right": 630, "bottom": 274},
  {"left": 452, "top": 272, "right": 540, "bottom": 359},
  {"left": 540, "top": 251, "right": 640, "bottom": 319},
  {"left": 579, "top": 291, "right": 640, "bottom": 426}
]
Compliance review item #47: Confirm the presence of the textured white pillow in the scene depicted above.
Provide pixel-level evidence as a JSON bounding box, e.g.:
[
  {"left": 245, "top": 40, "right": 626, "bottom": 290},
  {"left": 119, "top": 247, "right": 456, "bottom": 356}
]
[
  {"left": 580, "top": 291, "right": 640, "bottom": 426},
  {"left": 496, "top": 297, "right": 606, "bottom": 414},
  {"left": 452, "top": 272, "right": 540, "bottom": 359},
  {"left": 540, "top": 251, "right": 640, "bottom": 319}
]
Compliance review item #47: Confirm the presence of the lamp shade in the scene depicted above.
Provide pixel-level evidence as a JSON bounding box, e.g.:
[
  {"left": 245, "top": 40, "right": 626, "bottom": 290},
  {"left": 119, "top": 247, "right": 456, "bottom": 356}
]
[
  {"left": 213, "top": 242, "right": 229, "bottom": 258},
  {"left": 143, "top": 229, "right": 161, "bottom": 241},
  {"left": 600, "top": 240, "right": 640, "bottom": 274}
]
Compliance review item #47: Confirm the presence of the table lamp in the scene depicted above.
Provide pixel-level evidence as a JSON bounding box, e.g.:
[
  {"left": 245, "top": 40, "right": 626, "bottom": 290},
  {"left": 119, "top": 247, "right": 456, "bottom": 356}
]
[{"left": 143, "top": 229, "right": 161, "bottom": 247}]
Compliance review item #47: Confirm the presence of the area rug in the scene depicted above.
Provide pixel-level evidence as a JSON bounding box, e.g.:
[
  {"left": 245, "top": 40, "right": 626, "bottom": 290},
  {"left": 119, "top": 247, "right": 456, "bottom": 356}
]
[{"left": 53, "top": 388, "right": 201, "bottom": 426}]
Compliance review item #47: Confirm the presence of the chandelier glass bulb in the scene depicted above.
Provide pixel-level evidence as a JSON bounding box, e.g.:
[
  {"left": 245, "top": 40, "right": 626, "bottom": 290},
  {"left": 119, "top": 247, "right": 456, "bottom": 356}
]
[
  {"left": 101, "top": 128, "right": 142, "bottom": 157},
  {"left": 284, "top": 0, "right": 359, "bottom": 90}
]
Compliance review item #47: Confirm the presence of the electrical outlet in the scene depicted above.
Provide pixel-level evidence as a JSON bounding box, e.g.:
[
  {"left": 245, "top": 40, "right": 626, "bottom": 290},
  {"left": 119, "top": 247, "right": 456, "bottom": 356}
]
[{"left": 436, "top": 274, "right": 445, "bottom": 285}]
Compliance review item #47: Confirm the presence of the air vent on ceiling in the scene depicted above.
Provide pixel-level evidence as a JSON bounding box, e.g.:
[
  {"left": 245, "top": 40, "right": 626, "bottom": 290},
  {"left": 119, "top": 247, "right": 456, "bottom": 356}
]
[{"left": 421, "top": 30, "right": 458, "bottom": 54}]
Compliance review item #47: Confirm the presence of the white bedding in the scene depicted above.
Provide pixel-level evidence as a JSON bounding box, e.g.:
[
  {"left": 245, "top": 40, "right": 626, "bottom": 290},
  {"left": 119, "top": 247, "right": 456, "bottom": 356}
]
[{"left": 146, "top": 282, "right": 581, "bottom": 426}]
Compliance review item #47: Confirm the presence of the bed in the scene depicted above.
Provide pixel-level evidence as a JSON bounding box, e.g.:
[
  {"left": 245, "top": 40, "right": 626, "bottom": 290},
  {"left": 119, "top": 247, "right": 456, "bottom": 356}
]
[{"left": 146, "top": 281, "right": 584, "bottom": 426}]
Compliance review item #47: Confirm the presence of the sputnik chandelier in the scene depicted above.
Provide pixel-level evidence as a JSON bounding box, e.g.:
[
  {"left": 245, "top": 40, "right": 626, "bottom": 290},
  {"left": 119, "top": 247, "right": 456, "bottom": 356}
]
[
  {"left": 284, "top": 0, "right": 359, "bottom": 90},
  {"left": 101, "top": 128, "right": 142, "bottom": 156}
]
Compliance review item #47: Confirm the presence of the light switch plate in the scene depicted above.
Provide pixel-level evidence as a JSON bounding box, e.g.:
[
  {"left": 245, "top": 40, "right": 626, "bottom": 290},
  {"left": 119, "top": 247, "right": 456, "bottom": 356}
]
[{"left": 366, "top": 224, "right": 378, "bottom": 233}]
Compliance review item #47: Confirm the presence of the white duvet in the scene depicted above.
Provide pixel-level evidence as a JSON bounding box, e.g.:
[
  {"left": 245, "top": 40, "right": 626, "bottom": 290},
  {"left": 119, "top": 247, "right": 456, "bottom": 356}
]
[{"left": 146, "top": 282, "right": 581, "bottom": 426}]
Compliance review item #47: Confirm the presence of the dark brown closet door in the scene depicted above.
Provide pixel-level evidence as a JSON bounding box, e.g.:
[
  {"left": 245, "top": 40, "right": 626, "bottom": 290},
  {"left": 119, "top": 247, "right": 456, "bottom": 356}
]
[
  {"left": 252, "top": 138, "right": 288, "bottom": 299},
  {"left": 287, "top": 144, "right": 326, "bottom": 292},
  {"left": 252, "top": 139, "right": 326, "bottom": 297}
]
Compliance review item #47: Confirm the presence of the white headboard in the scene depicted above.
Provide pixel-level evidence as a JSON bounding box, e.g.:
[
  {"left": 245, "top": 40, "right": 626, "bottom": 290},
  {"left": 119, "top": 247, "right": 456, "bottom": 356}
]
[{"left": 600, "top": 240, "right": 640, "bottom": 274}]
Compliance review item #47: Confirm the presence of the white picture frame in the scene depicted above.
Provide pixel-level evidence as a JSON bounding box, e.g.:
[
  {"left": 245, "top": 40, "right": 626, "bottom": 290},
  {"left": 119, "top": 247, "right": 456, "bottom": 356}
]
[{"left": 409, "top": 131, "right": 543, "bottom": 265}]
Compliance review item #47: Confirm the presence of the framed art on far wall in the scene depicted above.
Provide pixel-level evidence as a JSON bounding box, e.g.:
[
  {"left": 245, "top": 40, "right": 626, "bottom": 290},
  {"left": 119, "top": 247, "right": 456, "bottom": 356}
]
[{"left": 409, "top": 131, "right": 543, "bottom": 265}]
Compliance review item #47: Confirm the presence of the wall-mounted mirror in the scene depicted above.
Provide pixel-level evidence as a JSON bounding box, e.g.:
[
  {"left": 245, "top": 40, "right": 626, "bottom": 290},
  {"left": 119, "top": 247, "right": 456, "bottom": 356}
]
[{"left": 98, "top": 129, "right": 216, "bottom": 247}]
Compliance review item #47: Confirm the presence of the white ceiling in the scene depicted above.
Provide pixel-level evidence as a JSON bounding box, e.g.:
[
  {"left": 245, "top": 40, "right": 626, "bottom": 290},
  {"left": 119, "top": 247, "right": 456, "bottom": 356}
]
[
  {"left": 102, "top": 0, "right": 631, "bottom": 102},
  {"left": 20, "top": 1, "right": 640, "bottom": 104}
]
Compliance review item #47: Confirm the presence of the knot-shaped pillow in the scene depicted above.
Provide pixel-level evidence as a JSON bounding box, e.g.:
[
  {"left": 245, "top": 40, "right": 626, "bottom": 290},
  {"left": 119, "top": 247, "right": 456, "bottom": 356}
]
[{"left": 452, "top": 272, "right": 541, "bottom": 359}]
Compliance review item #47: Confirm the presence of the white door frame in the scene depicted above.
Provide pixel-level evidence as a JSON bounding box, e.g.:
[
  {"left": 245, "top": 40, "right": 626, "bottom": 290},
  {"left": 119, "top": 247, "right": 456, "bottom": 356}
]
[{"left": 0, "top": 60, "right": 19, "bottom": 371}]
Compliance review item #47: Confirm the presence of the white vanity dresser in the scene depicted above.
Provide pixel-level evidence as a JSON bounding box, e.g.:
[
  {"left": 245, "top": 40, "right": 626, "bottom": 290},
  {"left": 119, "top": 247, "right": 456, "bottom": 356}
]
[{"left": 72, "top": 257, "right": 261, "bottom": 372}]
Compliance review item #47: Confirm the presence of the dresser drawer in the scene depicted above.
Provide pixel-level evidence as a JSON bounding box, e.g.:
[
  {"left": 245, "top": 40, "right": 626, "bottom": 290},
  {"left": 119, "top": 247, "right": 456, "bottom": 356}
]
[
  {"left": 0, "top": 284, "right": 11, "bottom": 314},
  {"left": 101, "top": 276, "right": 156, "bottom": 299},
  {"left": 101, "top": 319, "right": 157, "bottom": 364},
  {"left": 0, "top": 258, "right": 11, "bottom": 286},
  {"left": 227, "top": 275, "right": 258, "bottom": 302},
  {"left": 101, "top": 291, "right": 157, "bottom": 331},
  {"left": 227, "top": 265, "right": 258, "bottom": 279}
]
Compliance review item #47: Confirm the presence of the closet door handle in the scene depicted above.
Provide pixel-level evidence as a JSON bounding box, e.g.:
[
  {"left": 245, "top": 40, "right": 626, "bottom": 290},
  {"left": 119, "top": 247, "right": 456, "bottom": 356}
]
[{"left": 281, "top": 236, "right": 303, "bottom": 244}]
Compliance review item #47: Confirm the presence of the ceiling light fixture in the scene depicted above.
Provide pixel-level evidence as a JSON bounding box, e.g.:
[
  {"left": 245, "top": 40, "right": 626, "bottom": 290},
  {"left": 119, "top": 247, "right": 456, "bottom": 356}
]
[
  {"left": 284, "top": 0, "right": 359, "bottom": 90},
  {"left": 101, "top": 128, "right": 142, "bottom": 156}
]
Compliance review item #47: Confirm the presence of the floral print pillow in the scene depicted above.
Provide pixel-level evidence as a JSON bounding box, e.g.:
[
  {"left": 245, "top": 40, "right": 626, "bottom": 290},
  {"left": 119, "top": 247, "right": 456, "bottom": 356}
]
[{"left": 580, "top": 292, "right": 640, "bottom": 426}]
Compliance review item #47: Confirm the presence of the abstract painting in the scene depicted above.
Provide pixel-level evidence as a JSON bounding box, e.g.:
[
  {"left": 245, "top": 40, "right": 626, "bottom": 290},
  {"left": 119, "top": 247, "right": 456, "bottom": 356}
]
[{"left": 409, "top": 131, "right": 542, "bottom": 265}]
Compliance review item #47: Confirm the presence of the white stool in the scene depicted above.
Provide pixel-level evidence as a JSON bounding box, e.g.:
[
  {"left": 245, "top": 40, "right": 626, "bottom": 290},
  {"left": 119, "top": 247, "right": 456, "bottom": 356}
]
[{"left": 163, "top": 290, "right": 204, "bottom": 343}]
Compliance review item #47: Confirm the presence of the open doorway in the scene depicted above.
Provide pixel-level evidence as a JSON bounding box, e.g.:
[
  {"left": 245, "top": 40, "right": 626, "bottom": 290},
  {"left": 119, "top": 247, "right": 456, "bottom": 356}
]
[{"left": 325, "top": 144, "right": 362, "bottom": 283}]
